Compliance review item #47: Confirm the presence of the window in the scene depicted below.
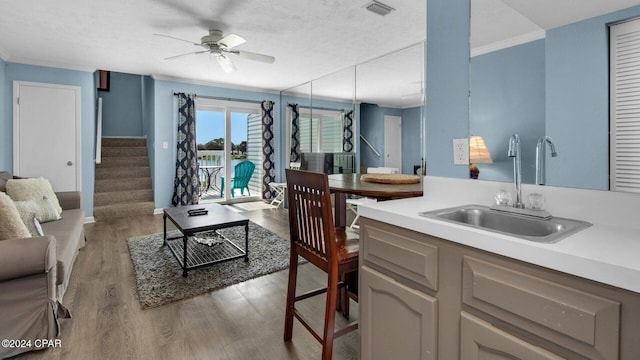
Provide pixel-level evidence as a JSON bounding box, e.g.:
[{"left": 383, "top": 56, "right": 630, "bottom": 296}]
[
  {"left": 610, "top": 18, "right": 640, "bottom": 193},
  {"left": 298, "top": 108, "right": 344, "bottom": 153}
]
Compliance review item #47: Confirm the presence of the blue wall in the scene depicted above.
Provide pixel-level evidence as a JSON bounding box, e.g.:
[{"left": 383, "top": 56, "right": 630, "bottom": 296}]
[
  {"left": 546, "top": 5, "right": 640, "bottom": 190},
  {"left": 2, "top": 63, "right": 95, "bottom": 216},
  {"left": 470, "top": 39, "right": 545, "bottom": 183},
  {"left": 141, "top": 76, "right": 155, "bottom": 191},
  {"left": 360, "top": 103, "right": 423, "bottom": 174},
  {"left": 360, "top": 103, "right": 401, "bottom": 171},
  {"left": 0, "top": 58, "right": 6, "bottom": 168},
  {"left": 98, "top": 71, "right": 144, "bottom": 137},
  {"left": 151, "top": 80, "right": 280, "bottom": 210},
  {"left": 426, "top": 0, "right": 470, "bottom": 179},
  {"left": 402, "top": 106, "right": 424, "bottom": 174}
]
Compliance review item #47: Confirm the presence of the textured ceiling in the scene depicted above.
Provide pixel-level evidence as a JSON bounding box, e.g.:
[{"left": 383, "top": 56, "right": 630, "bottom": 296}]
[{"left": 0, "top": 0, "right": 639, "bottom": 108}]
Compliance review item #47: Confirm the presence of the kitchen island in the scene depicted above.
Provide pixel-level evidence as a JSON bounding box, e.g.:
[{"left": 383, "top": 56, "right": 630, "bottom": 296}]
[{"left": 358, "top": 176, "right": 640, "bottom": 360}]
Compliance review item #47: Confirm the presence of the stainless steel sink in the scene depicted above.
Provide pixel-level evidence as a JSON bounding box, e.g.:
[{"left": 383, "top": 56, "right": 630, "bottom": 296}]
[{"left": 419, "top": 204, "right": 592, "bottom": 243}]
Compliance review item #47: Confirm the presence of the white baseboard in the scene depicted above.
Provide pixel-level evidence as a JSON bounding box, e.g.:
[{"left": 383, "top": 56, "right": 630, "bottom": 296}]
[
  {"left": 84, "top": 216, "right": 95, "bottom": 224},
  {"left": 153, "top": 208, "right": 164, "bottom": 215}
]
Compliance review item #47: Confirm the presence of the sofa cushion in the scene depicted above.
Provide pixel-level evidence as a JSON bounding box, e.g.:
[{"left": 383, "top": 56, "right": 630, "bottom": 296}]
[
  {"left": 40, "top": 209, "right": 84, "bottom": 286},
  {"left": 0, "top": 192, "right": 31, "bottom": 240},
  {"left": 0, "top": 171, "right": 11, "bottom": 192},
  {"left": 14, "top": 197, "right": 61, "bottom": 223},
  {"left": 6, "top": 178, "right": 62, "bottom": 215}
]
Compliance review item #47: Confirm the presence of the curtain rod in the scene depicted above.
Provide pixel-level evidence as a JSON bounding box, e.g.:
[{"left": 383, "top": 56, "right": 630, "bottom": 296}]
[
  {"left": 292, "top": 103, "right": 350, "bottom": 112},
  {"left": 173, "top": 92, "right": 265, "bottom": 104}
]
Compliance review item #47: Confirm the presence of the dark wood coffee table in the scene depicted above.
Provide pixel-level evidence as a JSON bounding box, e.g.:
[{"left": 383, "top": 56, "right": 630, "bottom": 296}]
[{"left": 163, "top": 203, "right": 249, "bottom": 277}]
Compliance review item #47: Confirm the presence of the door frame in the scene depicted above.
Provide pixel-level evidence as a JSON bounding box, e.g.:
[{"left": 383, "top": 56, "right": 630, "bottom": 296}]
[
  {"left": 197, "top": 98, "right": 262, "bottom": 203},
  {"left": 13, "top": 80, "right": 82, "bottom": 191}
]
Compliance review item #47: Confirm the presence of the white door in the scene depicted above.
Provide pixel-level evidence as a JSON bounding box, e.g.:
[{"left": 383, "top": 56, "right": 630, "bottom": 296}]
[
  {"left": 13, "top": 81, "right": 81, "bottom": 191},
  {"left": 384, "top": 115, "right": 402, "bottom": 170}
]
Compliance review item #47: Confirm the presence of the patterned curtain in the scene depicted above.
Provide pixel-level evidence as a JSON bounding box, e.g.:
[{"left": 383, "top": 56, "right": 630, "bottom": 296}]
[
  {"left": 171, "top": 93, "right": 199, "bottom": 206},
  {"left": 289, "top": 104, "right": 301, "bottom": 162},
  {"left": 261, "top": 100, "right": 276, "bottom": 199},
  {"left": 342, "top": 110, "right": 354, "bottom": 152}
]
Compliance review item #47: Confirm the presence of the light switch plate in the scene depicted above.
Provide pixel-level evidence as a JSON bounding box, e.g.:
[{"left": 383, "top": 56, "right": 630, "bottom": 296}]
[
  {"left": 162, "top": 141, "right": 168, "bottom": 149},
  {"left": 453, "top": 138, "right": 469, "bottom": 165}
]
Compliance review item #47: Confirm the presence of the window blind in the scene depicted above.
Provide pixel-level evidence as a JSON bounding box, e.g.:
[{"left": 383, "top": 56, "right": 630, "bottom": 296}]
[
  {"left": 246, "top": 113, "right": 263, "bottom": 193},
  {"left": 298, "top": 108, "right": 343, "bottom": 153},
  {"left": 611, "top": 18, "right": 640, "bottom": 193}
]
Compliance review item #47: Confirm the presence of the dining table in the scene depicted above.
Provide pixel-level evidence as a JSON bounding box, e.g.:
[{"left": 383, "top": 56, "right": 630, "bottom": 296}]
[{"left": 328, "top": 173, "right": 424, "bottom": 228}]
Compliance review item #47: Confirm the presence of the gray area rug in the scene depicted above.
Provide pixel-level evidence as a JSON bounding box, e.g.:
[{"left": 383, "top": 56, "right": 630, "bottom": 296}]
[{"left": 127, "top": 221, "right": 291, "bottom": 309}]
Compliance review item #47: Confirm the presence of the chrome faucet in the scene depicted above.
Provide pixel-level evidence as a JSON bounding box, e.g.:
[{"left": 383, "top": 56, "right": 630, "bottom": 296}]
[
  {"left": 507, "top": 134, "right": 524, "bottom": 208},
  {"left": 535, "top": 136, "right": 557, "bottom": 185}
]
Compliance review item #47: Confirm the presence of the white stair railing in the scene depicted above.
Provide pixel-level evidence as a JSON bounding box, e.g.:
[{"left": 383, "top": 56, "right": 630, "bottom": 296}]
[
  {"left": 360, "top": 134, "right": 381, "bottom": 157},
  {"left": 95, "top": 97, "right": 103, "bottom": 164}
]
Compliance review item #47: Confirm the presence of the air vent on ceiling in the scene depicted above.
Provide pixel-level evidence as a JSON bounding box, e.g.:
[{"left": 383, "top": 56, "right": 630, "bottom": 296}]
[{"left": 365, "top": 0, "right": 395, "bottom": 16}]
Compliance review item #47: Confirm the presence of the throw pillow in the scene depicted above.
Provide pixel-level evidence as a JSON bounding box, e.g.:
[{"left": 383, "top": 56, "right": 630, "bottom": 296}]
[
  {"left": 14, "top": 197, "right": 62, "bottom": 223},
  {"left": 17, "top": 209, "right": 44, "bottom": 237},
  {"left": 0, "top": 171, "right": 11, "bottom": 192},
  {"left": 5, "top": 177, "right": 62, "bottom": 215},
  {"left": 0, "top": 192, "right": 31, "bottom": 240}
]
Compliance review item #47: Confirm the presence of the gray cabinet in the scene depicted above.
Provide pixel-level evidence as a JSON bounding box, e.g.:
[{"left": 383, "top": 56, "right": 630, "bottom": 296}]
[
  {"left": 359, "top": 218, "right": 640, "bottom": 360},
  {"left": 460, "top": 312, "right": 564, "bottom": 360},
  {"left": 360, "top": 266, "right": 437, "bottom": 360}
]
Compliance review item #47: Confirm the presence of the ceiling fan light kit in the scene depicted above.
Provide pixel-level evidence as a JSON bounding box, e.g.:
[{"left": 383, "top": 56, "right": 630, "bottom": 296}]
[{"left": 156, "top": 29, "right": 275, "bottom": 73}]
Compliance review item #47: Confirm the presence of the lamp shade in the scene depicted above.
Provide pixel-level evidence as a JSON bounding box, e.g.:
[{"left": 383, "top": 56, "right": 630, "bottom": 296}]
[{"left": 469, "top": 135, "right": 493, "bottom": 164}]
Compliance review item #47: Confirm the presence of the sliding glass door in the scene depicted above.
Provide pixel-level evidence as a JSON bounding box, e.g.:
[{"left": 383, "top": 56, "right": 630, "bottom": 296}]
[{"left": 196, "top": 99, "right": 262, "bottom": 203}]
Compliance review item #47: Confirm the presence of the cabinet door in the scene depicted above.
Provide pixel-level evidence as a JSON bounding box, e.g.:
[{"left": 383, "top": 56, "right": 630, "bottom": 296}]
[
  {"left": 461, "top": 312, "right": 564, "bottom": 360},
  {"left": 361, "top": 266, "right": 437, "bottom": 360}
]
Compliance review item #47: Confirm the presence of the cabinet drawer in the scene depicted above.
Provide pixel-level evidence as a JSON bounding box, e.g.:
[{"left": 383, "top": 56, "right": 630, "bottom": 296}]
[
  {"left": 461, "top": 312, "right": 563, "bottom": 360},
  {"left": 462, "top": 256, "right": 620, "bottom": 360},
  {"left": 362, "top": 223, "right": 438, "bottom": 291}
]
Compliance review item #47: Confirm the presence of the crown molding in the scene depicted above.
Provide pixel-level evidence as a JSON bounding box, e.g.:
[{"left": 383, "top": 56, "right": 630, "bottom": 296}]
[
  {"left": 5, "top": 56, "right": 97, "bottom": 73},
  {"left": 471, "top": 30, "right": 546, "bottom": 57},
  {"left": 0, "top": 45, "right": 8, "bottom": 62},
  {"left": 150, "top": 73, "right": 281, "bottom": 95}
]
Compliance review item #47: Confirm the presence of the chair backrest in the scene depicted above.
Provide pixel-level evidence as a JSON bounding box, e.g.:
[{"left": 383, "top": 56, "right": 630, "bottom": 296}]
[
  {"left": 285, "top": 169, "right": 338, "bottom": 271},
  {"left": 233, "top": 160, "right": 255, "bottom": 188}
]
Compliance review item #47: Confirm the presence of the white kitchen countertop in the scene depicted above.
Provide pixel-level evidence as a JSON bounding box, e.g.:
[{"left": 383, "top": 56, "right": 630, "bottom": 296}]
[{"left": 358, "top": 176, "right": 640, "bottom": 294}]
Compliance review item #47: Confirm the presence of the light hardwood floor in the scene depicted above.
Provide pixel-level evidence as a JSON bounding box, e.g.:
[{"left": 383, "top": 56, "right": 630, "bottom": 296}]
[{"left": 19, "top": 205, "right": 359, "bottom": 360}]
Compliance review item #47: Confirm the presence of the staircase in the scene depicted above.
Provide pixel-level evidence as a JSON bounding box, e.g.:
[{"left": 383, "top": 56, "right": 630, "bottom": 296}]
[{"left": 94, "top": 138, "right": 155, "bottom": 221}]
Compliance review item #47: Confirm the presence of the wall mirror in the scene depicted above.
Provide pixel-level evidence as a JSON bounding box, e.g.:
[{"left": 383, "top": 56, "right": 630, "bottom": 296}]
[
  {"left": 469, "top": 0, "right": 640, "bottom": 190},
  {"left": 280, "top": 81, "right": 311, "bottom": 168},
  {"left": 356, "top": 42, "right": 425, "bottom": 174},
  {"left": 281, "top": 41, "right": 426, "bottom": 176}
]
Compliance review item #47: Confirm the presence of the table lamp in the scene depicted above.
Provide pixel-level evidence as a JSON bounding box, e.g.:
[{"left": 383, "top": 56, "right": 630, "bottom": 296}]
[{"left": 469, "top": 135, "right": 493, "bottom": 179}]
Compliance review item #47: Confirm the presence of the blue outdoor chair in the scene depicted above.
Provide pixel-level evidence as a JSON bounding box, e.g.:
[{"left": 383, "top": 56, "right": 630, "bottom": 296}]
[{"left": 221, "top": 160, "right": 256, "bottom": 197}]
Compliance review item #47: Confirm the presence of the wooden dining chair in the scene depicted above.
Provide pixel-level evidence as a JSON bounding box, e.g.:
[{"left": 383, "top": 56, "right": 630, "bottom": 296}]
[{"left": 284, "top": 169, "right": 359, "bottom": 360}]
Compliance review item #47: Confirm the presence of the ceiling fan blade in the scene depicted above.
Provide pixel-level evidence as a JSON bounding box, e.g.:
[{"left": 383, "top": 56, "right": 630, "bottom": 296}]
[
  {"left": 218, "top": 34, "right": 246, "bottom": 49},
  {"left": 154, "top": 33, "right": 200, "bottom": 46},
  {"left": 216, "top": 54, "right": 237, "bottom": 73},
  {"left": 164, "top": 50, "right": 208, "bottom": 60},
  {"left": 232, "top": 50, "right": 275, "bottom": 64}
]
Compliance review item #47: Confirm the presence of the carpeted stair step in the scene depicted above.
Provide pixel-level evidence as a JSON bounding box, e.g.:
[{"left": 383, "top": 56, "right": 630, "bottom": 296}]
[
  {"left": 95, "top": 137, "right": 154, "bottom": 222},
  {"left": 101, "top": 146, "right": 148, "bottom": 157},
  {"left": 94, "top": 189, "right": 154, "bottom": 207},
  {"left": 101, "top": 137, "right": 147, "bottom": 147},
  {"left": 95, "top": 166, "right": 150, "bottom": 180},
  {"left": 95, "top": 177, "right": 152, "bottom": 193},
  {"left": 93, "top": 201, "right": 155, "bottom": 221},
  {"left": 97, "top": 156, "right": 149, "bottom": 168}
]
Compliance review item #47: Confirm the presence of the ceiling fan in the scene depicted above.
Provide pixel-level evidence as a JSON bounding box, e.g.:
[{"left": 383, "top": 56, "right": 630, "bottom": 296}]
[{"left": 155, "top": 29, "right": 275, "bottom": 73}]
